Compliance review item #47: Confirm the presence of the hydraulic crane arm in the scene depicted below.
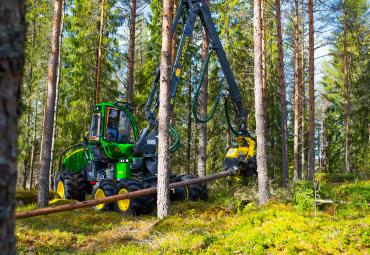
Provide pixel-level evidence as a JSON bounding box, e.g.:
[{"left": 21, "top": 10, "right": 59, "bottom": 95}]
[{"left": 145, "top": 0, "right": 248, "bottom": 134}]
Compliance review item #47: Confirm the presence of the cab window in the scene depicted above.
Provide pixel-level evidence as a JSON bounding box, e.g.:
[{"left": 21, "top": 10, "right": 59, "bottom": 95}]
[
  {"left": 89, "top": 113, "right": 101, "bottom": 141},
  {"left": 106, "top": 108, "right": 134, "bottom": 143}
]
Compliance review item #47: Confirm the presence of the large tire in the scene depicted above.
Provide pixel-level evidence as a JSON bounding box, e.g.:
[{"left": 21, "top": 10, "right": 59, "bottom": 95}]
[
  {"left": 92, "top": 180, "right": 116, "bottom": 211},
  {"left": 55, "top": 171, "right": 89, "bottom": 201},
  {"left": 114, "top": 179, "right": 155, "bottom": 216},
  {"left": 178, "top": 174, "right": 208, "bottom": 201},
  {"left": 72, "top": 172, "right": 90, "bottom": 201},
  {"left": 55, "top": 172, "right": 76, "bottom": 200}
]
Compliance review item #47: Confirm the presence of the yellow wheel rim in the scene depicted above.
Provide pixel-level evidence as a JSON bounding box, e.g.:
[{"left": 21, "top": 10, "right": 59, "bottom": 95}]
[
  {"left": 117, "top": 188, "right": 130, "bottom": 212},
  {"left": 184, "top": 186, "right": 190, "bottom": 200},
  {"left": 57, "top": 181, "right": 65, "bottom": 199},
  {"left": 95, "top": 188, "right": 106, "bottom": 210}
]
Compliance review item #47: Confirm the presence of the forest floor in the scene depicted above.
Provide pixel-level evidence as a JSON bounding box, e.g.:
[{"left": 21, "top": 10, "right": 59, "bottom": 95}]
[{"left": 16, "top": 179, "right": 369, "bottom": 255}]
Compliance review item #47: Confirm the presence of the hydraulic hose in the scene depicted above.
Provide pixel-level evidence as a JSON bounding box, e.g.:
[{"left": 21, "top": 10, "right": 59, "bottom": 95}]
[
  {"left": 169, "top": 126, "right": 180, "bottom": 152},
  {"left": 192, "top": 50, "right": 228, "bottom": 123}
]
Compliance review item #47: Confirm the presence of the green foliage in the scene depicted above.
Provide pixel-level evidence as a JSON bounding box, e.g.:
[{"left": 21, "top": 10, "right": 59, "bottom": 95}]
[
  {"left": 293, "top": 181, "right": 315, "bottom": 211},
  {"left": 316, "top": 172, "right": 356, "bottom": 184}
]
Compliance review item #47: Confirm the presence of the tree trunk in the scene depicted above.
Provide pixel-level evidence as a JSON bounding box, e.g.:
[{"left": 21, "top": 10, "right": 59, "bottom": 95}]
[
  {"left": 261, "top": 0, "right": 266, "bottom": 105},
  {"left": 157, "top": 0, "right": 172, "bottom": 219},
  {"left": 197, "top": 26, "right": 208, "bottom": 177},
  {"left": 343, "top": 1, "right": 351, "bottom": 173},
  {"left": 293, "top": 0, "right": 300, "bottom": 182},
  {"left": 300, "top": 10, "right": 306, "bottom": 179},
  {"left": 171, "top": 0, "right": 178, "bottom": 65},
  {"left": 95, "top": 0, "right": 105, "bottom": 104},
  {"left": 276, "top": 0, "right": 289, "bottom": 187},
  {"left": 29, "top": 96, "right": 39, "bottom": 190},
  {"left": 0, "top": 1, "right": 25, "bottom": 253},
  {"left": 126, "top": 0, "right": 136, "bottom": 103},
  {"left": 254, "top": 0, "right": 269, "bottom": 204},
  {"left": 37, "top": 0, "right": 63, "bottom": 207},
  {"left": 187, "top": 62, "right": 192, "bottom": 174},
  {"left": 308, "top": 0, "right": 315, "bottom": 181},
  {"left": 49, "top": 3, "right": 64, "bottom": 190}
]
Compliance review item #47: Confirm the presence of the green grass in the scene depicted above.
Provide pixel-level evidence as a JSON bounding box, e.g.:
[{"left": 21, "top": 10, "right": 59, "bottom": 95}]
[{"left": 16, "top": 181, "right": 369, "bottom": 254}]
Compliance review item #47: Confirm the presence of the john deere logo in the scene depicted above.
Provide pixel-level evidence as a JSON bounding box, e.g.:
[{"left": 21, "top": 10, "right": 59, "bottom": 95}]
[{"left": 114, "top": 147, "right": 120, "bottom": 152}]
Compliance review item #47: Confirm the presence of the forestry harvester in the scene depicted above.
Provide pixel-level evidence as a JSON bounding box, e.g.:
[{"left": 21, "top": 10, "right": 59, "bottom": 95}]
[{"left": 54, "top": 0, "right": 257, "bottom": 215}]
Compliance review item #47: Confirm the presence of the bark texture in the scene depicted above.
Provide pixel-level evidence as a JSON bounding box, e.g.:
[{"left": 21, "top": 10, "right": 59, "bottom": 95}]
[
  {"left": 275, "top": 0, "right": 289, "bottom": 187},
  {"left": 253, "top": 0, "right": 269, "bottom": 204},
  {"left": 126, "top": 0, "right": 136, "bottom": 103},
  {"left": 37, "top": 0, "right": 63, "bottom": 207},
  {"left": 95, "top": 0, "right": 105, "bottom": 104},
  {"left": 197, "top": 27, "right": 208, "bottom": 177},
  {"left": 308, "top": 0, "right": 315, "bottom": 180},
  {"left": 157, "top": 0, "right": 172, "bottom": 219},
  {"left": 343, "top": 1, "right": 351, "bottom": 173},
  {"left": 0, "top": 0, "right": 25, "bottom": 253},
  {"left": 300, "top": 11, "right": 306, "bottom": 178},
  {"left": 293, "top": 0, "right": 300, "bottom": 182}
]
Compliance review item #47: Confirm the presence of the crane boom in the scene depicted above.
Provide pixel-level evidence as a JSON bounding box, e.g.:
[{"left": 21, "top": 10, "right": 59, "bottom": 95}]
[{"left": 145, "top": 0, "right": 248, "bottom": 133}]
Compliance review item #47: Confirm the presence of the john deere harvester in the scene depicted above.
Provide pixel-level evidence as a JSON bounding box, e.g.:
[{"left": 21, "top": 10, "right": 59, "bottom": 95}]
[{"left": 55, "top": 0, "right": 256, "bottom": 215}]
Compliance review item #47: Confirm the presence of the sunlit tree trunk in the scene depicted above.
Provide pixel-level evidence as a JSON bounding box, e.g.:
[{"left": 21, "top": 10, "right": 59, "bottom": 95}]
[
  {"left": 275, "top": 0, "right": 289, "bottom": 187},
  {"left": 293, "top": 0, "right": 300, "bottom": 182},
  {"left": 29, "top": 96, "right": 39, "bottom": 190},
  {"left": 343, "top": 0, "right": 351, "bottom": 173},
  {"left": 254, "top": 0, "right": 269, "bottom": 204},
  {"left": 127, "top": 0, "right": 136, "bottom": 103},
  {"left": 197, "top": 24, "right": 208, "bottom": 177},
  {"left": 187, "top": 62, "right": 192, "bottom": 174},
  {"left": 37, "top": 0, "right": 63, "bottom": 207},
  {"left": 308, "top": 0, "right": 315, "bottom": 181},
  {"left": 300, "top": 9, "right": 306, "bottom": 179},
  {"left": 95, "top": 0, "right": 105, "bottom": 104},
  {"left": 157, "top": 0, "right": 172, "bottom": 219},
  {"left": 0, "top": 1, "right": 25, "bottom": 253},
  {"left": 49, "top": 3, "right": 64, "bottom": 190}
]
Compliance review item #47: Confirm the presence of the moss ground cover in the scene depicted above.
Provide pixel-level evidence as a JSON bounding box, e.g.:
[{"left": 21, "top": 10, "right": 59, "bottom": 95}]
[{"left": 16, "top": 180, "right": 369, "bottom": 254}]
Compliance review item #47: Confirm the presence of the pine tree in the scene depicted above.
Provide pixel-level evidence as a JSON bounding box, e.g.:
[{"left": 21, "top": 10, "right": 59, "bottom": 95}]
[
  {"left": 254, "top": 0, "right": 269, "bottom": 204},
  {"left": 157, "top": 0, "right": 172, "bottom": 219},
  {"left": 276, "top": 0, "right": 289, "bottom": 186},
  {"left": 37, "top": 0, "right": 63, "bottom": 207},
  {"left": 308, "top": 0, "right": 315, "bottom": 180}
]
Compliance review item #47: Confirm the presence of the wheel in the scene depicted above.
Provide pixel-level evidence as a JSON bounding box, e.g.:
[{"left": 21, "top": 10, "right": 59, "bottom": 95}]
[
  {"left": 170, "top": 186, "right": 189, "bottom": 201},
  {"left": 55, "top": 171, "right": 89, "bottom": 201},
  {"left": 114, "top": 179, "right": 155, "bottom": 216},
  {"left": 178, "top": 175, "right": 208, "bottom": 201},
  {"left": 92, "top": 180, "right": 116, "bottom": 211},
  {"left": 55, "top": 172, "right": 75, "bottom": 199},
  {"left": 72, "top": 172, "right": 90, "bottom": 201}
]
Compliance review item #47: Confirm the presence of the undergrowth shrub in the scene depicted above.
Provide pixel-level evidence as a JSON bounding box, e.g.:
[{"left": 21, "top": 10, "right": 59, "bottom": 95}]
[
  {"left": 293, "top": 181, "right": 314, "bottom": 211},
  {"left": 16, "top": 190, "right": 58, "bottom": 206},
  {"left": 316, "top": 173, "right": 356, "bottom": 184}
]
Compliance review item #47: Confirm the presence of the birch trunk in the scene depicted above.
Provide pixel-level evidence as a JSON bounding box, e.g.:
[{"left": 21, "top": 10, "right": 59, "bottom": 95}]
[
  {"left": 37, "top": 0, "right": 63, "bottom": 207},
  {"left": 254, "top": 0, "right": 269, "bottom": 204},
  {"left": 0, "top": 0, "right": 25, "bottom": 253},
  {"left": 300, "top": 11, "right": 306, "bottom": 179},
  {"left": 187, "top": 62, "right": 192, "bottom": 174},
  {"left": 293, "top": 0, "right": 300, "bottom": 182},
  {"left": 197, "top": 27, "right": 208, "bottom": 177},
  {"left": 157, "top": 0, "right": 172, "bottom": 219}
]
